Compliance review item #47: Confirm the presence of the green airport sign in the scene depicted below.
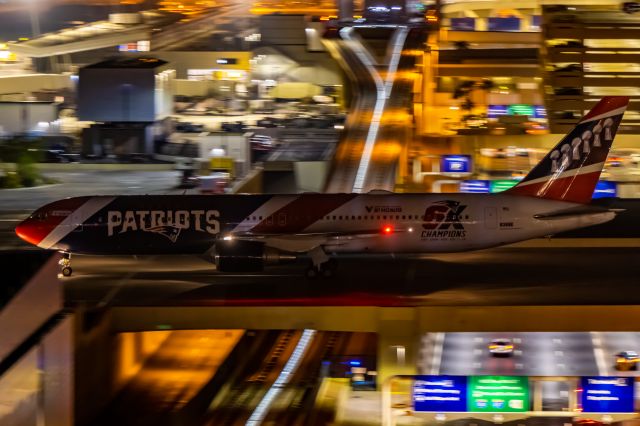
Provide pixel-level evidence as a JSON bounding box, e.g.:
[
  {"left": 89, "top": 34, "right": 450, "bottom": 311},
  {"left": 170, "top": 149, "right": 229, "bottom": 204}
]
[
  {"left": 468, "top": 376, "right": 529, "bottom": 412},
  {"left": 508, "top": 104, "right": 534, "bottom": 117},
  {"left": 490, "top": 180, "right": 519, "bottom": 193}
]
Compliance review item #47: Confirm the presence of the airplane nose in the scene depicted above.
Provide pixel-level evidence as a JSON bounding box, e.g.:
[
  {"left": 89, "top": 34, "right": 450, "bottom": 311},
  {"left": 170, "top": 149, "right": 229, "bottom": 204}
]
[
  {"left": 15, "top": 217, "right": 44, "bottom": 247},
  {"left": 15, "top": 214, "right": 59, "bottom": 248},
  {"left": 15, "top": 197, "right": 91, "bottom": 249}
]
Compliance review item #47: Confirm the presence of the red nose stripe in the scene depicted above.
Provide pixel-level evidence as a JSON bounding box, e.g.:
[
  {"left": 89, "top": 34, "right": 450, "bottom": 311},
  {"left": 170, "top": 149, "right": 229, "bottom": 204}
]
[{"left": 15, "top": 197, "right": 89, "bottom": 247}]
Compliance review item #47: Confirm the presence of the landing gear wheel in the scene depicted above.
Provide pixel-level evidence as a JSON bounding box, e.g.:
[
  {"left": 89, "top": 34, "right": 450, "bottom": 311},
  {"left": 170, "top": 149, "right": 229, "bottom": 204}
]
[
  {"left": 326, "top": 258, "right": 338, "bottom": 272},
  {"left": 59, "top": 253, "right": 72, "bottom": 276},
  {"left": 305, "top": 266, "right": 319, "bottom": 279},
  {"left": 321, "top": 267, "right": 334, "bottom": 279}
]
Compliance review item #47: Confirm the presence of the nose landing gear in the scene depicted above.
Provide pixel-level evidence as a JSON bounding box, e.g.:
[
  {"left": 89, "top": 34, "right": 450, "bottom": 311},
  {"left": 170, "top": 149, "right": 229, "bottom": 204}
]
[{"left": 58, "top": 253, "right": 72, "bottom": 277}]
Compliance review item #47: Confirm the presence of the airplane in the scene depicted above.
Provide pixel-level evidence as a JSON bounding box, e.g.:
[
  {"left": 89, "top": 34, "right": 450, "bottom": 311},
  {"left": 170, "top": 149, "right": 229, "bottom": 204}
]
[{"left": 15, "top": 96, "right": 629, "bottom": 278}]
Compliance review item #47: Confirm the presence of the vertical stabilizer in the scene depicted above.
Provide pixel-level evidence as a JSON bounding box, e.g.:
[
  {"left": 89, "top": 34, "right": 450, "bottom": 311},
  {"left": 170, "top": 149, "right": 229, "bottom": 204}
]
[{"left": 507, "top": 96, "right": 629, "bottom": 204}]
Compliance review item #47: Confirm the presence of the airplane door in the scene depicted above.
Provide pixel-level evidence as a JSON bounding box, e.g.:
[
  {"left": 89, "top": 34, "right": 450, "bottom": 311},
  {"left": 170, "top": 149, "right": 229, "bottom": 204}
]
[{"left": 484, "top": 207, "right": 497, "bottom": 229}]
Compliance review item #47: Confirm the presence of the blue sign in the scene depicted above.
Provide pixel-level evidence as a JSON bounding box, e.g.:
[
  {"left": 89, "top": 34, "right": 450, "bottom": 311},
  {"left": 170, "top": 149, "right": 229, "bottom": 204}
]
[
  {"left": 580, "top": 377, "right": 635, "bottom": 413},
  {"left": 534, "top": 105, "right": 546, "bottom": 119},
  {"left": 451, "top": 17, "right": 476, "bottom": 31},
  {"left": 488, "top": 17, "right": 521, "bottom": 32},
  {"left": 413, "top": 375, "right": 468, "bottom": 412},
  {"left": 531, "top": 15, "right": 541, "bottom": 29},
  {"left": 488, "top": 105, "right": 509, "bottom": 119},
  {"left": 460, "top": 180, "right": 490, "bottom": 193},
  {"left": 593, "top": 181, "right": 617, "bottom": 199},
  {"left": 441, "top": 155, "right": 471, "bottom": 173}
]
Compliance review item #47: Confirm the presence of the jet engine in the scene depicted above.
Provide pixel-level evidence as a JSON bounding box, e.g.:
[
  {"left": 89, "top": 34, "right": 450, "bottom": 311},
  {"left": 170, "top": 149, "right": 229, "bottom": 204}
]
[{"left": 214, "top": 240, "right": 295, "bottom": 272}]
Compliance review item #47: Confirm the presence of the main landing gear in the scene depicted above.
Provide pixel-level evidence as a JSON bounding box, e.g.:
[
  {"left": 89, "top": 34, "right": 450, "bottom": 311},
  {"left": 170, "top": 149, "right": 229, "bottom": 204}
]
[
  {"left": 59, "top": 253, "right": 72, "bottom": 277},
  {"left": 305, "top": 247, "right": 337, "bottom": 279}
]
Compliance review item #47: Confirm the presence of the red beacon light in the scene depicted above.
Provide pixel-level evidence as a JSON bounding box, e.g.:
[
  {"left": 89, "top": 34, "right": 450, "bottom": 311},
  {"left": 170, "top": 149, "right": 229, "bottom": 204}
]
[{"left": 382, "top": 225, "right": 393, "bottom": 235}]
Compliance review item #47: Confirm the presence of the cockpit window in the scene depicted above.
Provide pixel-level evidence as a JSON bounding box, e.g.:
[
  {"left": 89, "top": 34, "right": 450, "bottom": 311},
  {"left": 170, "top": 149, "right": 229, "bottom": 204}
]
[{"left": 31, "top": 212, "right": 48, "bottom": 221}]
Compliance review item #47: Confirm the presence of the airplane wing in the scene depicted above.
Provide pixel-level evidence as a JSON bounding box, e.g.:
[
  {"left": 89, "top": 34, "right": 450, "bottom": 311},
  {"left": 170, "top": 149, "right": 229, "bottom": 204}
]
[{"left": 225, "top": 227, "right": 410, "bottom": 253}]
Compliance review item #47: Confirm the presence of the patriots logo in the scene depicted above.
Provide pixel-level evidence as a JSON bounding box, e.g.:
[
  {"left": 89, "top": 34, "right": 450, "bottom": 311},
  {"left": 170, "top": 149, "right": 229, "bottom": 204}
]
[{"left": 146, "top": 225, "right": 182, "bottom": 243}]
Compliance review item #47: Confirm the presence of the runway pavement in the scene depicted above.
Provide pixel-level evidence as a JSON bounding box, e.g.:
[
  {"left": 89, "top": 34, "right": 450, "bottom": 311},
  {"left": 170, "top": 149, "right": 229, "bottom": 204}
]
[
  {"left": 57, "top": 245, "right": 640, "bottom": 308},
  {"left": 53, "top": 246, "right": 640, "bottom": 382},
  {"left": 0, "top": 170, "right": 180, "bottom": 211}
]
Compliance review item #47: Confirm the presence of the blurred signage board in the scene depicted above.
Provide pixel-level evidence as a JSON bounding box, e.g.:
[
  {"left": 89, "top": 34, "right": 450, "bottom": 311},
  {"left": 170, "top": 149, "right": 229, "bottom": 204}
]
[
  {"left": 468, "top": 376, "right": 529, "bottom": 412},
  {"left": 441, "top": 155, "right": 471, "bottom": 173},
  {"left": 216, "top": 58, "right": 238, "bottom": 65},
  {"left": 580, "top": 377, "right": 635, "bottom": 413},
  {"left": 488, "top": 105, "right": 509, "bottom": 118},
  {"left": 413, "top": 375, "right": 468, "bottom": 412},
  {"left": 534, "top": 105, "right": 546, "bottom": 119},
  {"left": 488, "top": 105, "right": 545, "bottom": 119},
  {"left": 460, "top": 180, "right": 490, "bottom": 193},
  {"left": 118, "top": 40, "right": 150, "bottom": 52},
  {"left": 488, "top": 17, "right": 521, "bottom": 32},
  {"left": 450, "top": 17, "right": 476, "bottom": 31},
  {"left": 592, "top": 181, "right": 617, "bottom": 199},
  {"left": 490, "top": 180, "right": 519, "bottom": 193},
  {"left": 210, "top": 157, "right": 234, "bottom": 174},
  {"left": 531, "top": 15, "right": 541, "bottom": 29},
  {"left": 509, "top": 104, "right": 534, "bottom": 117}
]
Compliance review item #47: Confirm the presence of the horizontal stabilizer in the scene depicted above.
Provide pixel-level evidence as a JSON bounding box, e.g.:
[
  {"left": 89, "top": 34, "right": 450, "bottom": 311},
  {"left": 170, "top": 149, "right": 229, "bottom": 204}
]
[{"left": 533, "top": 206, "right": 623, "bottom": 220}]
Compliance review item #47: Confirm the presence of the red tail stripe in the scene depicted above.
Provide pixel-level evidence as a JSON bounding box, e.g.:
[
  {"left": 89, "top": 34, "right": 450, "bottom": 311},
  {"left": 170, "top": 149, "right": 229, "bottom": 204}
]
[{"left": 580, "top": 96, "right": 630, "bottom": 122}]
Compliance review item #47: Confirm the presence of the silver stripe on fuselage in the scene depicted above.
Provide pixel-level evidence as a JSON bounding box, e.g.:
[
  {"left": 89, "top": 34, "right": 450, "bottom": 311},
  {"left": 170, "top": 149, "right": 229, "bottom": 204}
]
[
  {"left": 39, "top": 196, "right": 116, "bottom": 249},
  {"left": 514, "top": 161, "right": 604, "bottom": 188},
  {"left": 580, "top": 108, "right": 626, "bottom": 124}
]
